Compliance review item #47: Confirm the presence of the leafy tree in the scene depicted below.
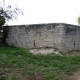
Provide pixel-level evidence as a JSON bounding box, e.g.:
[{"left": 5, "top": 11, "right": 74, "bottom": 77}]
[
  {"left": 0, "top": 0, "right": 23, "bottom": 45},
  {"left": 77, "top": 16, "right": 80, "bottom": 25},
  {"left": 0, "top": 16, "right": 5, "bottom": 26},
  {"left": 0, "top": 0, "right": 23, "bottom": 26}
]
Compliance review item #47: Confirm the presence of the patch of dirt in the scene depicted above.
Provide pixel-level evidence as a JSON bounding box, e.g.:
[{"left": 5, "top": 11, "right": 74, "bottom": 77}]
[
  {"left": 30, "top": 48, "right": 62, "bottom": 56},
  {"left": 13, "top": 69, "right": 45, "bottom": 80},
  {"left": 0, "top": 66, "right": 45, "bottom": 80},
  {"left": 1, "top": 63, "right": 80, "bottom": 80},
  {"left": 30, "top": 48, "right": 54, "bottom": 54},
  {"left": 66, "top": 51, "right": 80, "bottom": 56},
  {"left": 62, "top": 68, "right": 80, "bottom": 80}
]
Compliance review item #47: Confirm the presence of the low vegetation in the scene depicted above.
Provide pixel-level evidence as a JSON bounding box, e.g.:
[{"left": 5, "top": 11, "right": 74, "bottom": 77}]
[{"left": 0, "top": 46, "right": 80, "bottom": 80}]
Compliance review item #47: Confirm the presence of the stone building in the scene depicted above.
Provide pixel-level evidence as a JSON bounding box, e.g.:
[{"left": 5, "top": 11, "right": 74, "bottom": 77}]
[{"left": 3, "top": 23, "right": 80, "bottom": 53}]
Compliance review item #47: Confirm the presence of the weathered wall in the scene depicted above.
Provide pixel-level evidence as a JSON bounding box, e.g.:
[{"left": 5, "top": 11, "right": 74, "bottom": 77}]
[
  {"left": 4, "top": 23, "right": 80, "bottom": 53},
  {"left": 5, "top": 23, "right": 63, "bottom": 51},
  {"left": 61, "top": 24, "right": 80, "bottom": 52}
]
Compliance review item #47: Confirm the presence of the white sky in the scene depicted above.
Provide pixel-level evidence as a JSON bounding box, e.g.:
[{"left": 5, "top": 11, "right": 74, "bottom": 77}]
[{"left": 3, "top": 0, "right": 80, "bottom": 25}]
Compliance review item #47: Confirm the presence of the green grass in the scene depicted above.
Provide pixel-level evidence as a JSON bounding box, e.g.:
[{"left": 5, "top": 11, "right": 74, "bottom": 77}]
[{"left": 0, "top": 46, "right": 80, "bottom": 80}]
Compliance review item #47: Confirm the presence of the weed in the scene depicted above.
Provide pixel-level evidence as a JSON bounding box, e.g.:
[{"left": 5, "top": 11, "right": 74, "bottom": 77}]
[{"left": 0, "top": 46, "right": 80, "bottom": 80}]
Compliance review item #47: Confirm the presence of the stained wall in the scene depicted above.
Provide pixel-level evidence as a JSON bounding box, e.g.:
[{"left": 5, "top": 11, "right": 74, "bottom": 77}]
[{"left": 4, "top": 23, "right": 80, "bottom": 53}]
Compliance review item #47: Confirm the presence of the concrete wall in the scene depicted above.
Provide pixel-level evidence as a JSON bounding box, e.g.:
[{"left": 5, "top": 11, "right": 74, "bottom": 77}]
[
  {"left": 5, "top": 23, "right": 63, "bottom": 51},
  {"left": 61, "top": 24, "right": 80, "bottom": 53},
  {"left": 4, "top": 23, "right": 80, "bottom": 53}
]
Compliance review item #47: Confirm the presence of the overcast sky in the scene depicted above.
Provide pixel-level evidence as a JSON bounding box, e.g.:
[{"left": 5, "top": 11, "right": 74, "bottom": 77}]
[{"left": 3, "top": 0, "right": 80, "bottom": 25}]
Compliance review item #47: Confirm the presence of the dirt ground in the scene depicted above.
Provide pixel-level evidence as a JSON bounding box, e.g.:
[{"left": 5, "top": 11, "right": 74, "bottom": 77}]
[
  {"left": 0, "top": 66, "right": 45, "bottom": 80},
  {"left": 66, "top": 51, "right": 80, "bottom": 56},
  {"left": 1, "top": 51, "right": 80, "bottom": 80},
  {"left": 30, "top": 48, "right": 62, "bottom": 56},
  {"left": 62, "top": 68, "right": 80, "bottom": 80},
  {"left": 1, "top": 66, "right": 80, "bottom": 80}
]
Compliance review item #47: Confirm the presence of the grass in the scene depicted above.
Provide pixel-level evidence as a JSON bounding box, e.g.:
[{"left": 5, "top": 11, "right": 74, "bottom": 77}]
[{"left": 0, "top": 46, "right": 80, "bottom": 80}]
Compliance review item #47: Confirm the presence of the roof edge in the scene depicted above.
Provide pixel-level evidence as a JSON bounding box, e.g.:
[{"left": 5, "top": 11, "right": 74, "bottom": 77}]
[{"left": 3, "top": 23, "right": 80, "bottom": 27}]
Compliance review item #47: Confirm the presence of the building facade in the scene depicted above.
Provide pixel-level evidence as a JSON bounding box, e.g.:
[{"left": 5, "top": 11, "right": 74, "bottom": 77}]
[{"left": 4, "top": 23, "right": 80, "bottom": 53}]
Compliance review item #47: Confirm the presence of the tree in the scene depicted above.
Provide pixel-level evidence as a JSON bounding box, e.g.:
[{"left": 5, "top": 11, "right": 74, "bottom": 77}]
[
  {"left": 0, "top": 0, "right": 23, "bottom": 26},
  {"left": 77, "top": 16, "right": 80, "bottom": 25},
  {"left": 0, "top": 16, "right": 5, "bottom": 26},
  {"left": 0, "top": 0, "right": 23, "bottom": 45}
]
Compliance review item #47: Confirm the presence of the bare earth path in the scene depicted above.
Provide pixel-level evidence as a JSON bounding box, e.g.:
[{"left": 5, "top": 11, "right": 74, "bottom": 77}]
[
  {"left": 0, "top": 66, "right": 80, "bottom": 80},
  {"left": 62, "top": 68, "right": 80, "bottom": 80}
]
